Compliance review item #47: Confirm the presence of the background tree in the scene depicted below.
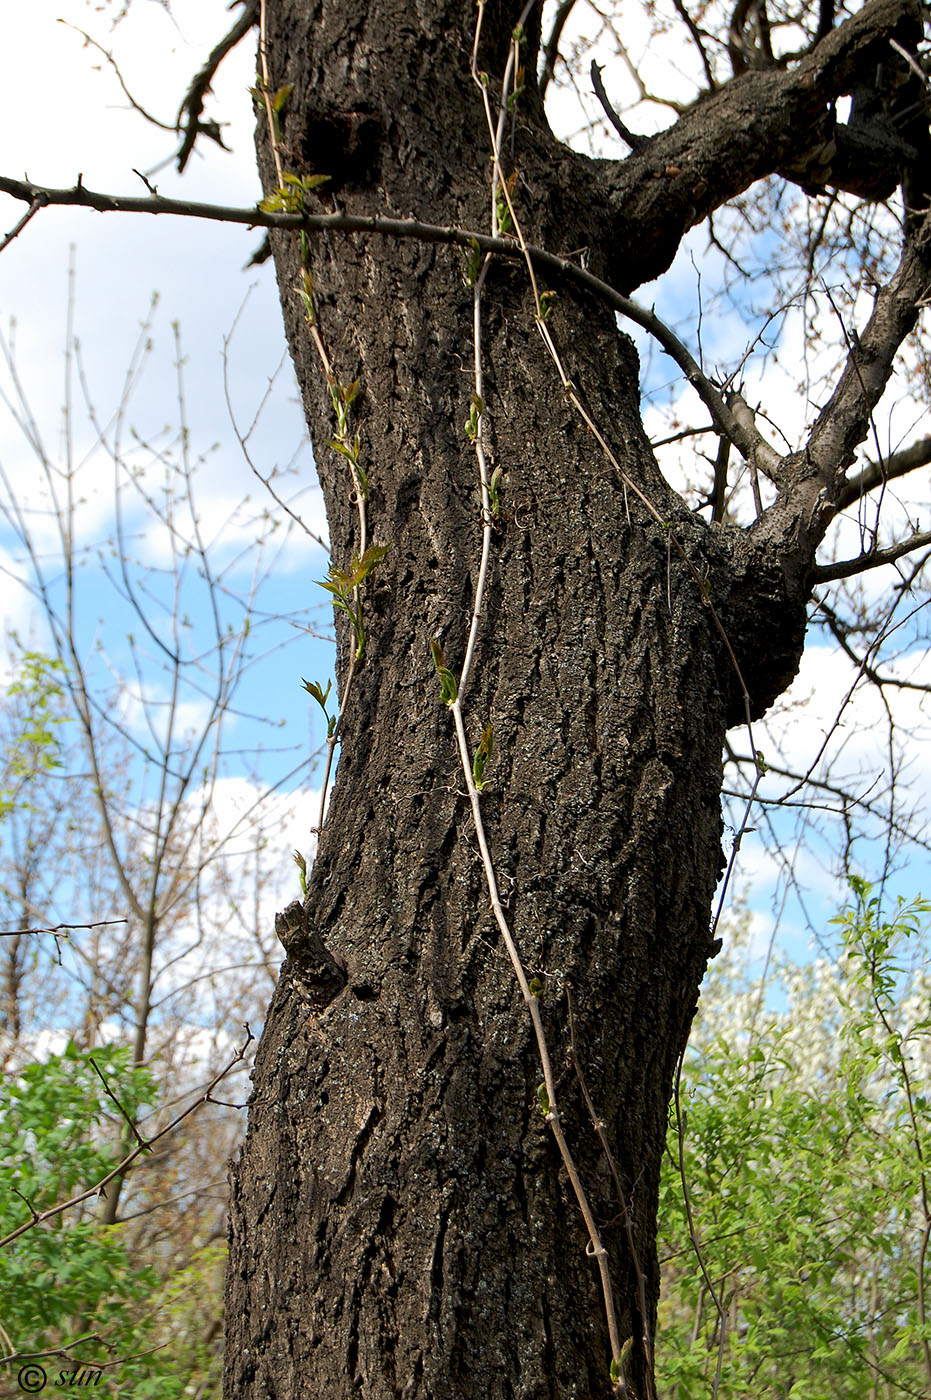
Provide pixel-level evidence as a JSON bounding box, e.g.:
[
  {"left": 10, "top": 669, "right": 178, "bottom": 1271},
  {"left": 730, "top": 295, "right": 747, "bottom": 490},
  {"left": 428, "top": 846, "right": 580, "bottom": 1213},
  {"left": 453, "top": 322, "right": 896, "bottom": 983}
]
[
  {"left": 0, "top": 288, "right": 315, "bottom": 1389},
  {"left": 0, "top": 277, "right": 303, "bottom": 1068},
  {"left": 2, "top": 0, "right": 931, "bottom": 1396}
]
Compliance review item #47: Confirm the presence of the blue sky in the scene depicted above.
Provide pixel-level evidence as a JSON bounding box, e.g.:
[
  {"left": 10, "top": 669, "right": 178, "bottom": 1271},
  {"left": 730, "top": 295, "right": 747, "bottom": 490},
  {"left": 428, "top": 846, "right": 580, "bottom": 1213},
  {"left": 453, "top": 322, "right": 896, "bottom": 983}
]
[{"left": 0, "top": 2, "right": 335, "bottom": 887}]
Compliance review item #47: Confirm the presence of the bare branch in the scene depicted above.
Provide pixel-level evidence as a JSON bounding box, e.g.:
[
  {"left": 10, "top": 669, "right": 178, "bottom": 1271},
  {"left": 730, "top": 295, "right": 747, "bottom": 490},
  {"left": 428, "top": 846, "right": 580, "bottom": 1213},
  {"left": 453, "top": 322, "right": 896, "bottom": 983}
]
[
  {"left": 590, "top": 61, "right": 647, "bottom": 152},
  {"left": 539, "top": 0, "right": 579, "bottom": 99},
  {"left": 724, "top": 744, "right": 928, "bottom": 835},
  {"left": 813, "top": 531, "right": 931, "bottom": 583},
  {"left": 814, "top": 596, "right": 931, "bottom": 691},
  {"left": 58, "top": 22, "right": 177, "bottom": 133},
  {"left": 596, "top": 0, "right": 925, "bottom": 289},
  {"left": 670, "top": 0, "right": 717, "bottom": 91},
  {"left": 802, "top": 218, "right": 931, "bottom": 485},
  {"left": 0, "top": 196, "right": 47, "bottom": 254},
  {"left": 838, "top": 434, "right": 931, "bottom": 510},
  {"left": 176, "top": 0, "right": 260, "bottom": 172},
  {"left": 89, "top": 1054, "right": 148, "bottom": 1147},
  {"left": 0, "top": 919, "right": 127, "bottom": 938}
]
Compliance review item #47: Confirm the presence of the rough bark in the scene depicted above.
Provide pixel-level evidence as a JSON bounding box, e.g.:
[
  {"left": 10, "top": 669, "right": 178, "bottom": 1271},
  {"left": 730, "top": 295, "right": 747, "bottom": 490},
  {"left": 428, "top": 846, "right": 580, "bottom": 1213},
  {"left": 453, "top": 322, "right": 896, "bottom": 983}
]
[{"left": 224, "top": 1, "right": 930, "bottom": 1396}]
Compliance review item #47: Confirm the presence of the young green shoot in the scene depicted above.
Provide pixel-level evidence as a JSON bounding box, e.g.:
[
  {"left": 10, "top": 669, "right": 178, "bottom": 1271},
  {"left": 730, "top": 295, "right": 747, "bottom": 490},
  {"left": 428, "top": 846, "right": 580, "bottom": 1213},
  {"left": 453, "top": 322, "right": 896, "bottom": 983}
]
[
  {"left": 472, "top": 722, "right": 494, "bottom": 790},
  {"left": 430, "top": 639, "right": 459, "bottom": 706},
  {"left": 293, "top": 849, "right": 309, "bottom": 897}
]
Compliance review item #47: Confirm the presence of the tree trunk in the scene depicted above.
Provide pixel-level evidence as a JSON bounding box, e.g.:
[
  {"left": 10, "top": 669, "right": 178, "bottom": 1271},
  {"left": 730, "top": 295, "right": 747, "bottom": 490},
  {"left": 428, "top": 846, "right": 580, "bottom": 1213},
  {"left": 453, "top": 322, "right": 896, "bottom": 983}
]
[{"left": 224, "top": 1, "right": 923, "bottom": 1394}]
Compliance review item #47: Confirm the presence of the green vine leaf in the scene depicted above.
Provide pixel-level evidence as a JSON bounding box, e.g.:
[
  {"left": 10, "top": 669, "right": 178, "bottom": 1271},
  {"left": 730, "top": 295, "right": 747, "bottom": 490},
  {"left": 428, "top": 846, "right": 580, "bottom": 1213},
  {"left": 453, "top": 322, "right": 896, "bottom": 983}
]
[
  {"left": 298, "top": 266, "right": 315, "bottom": 324},
  {"left": 259, "top": 171, "right": 330, "bottom": 214},
  {"left": 328, "top": 438, "right": 359, "bottom": 462},
  {"left": 351, "top": 543, "right": 389, "bottom": 587},
  {"left": 465, "top": 394, "right": 484, "bottom": 442},
  {"left": 317, "top": 547, "right": 388, "bottom": 660},
  {"left": 472, "top": 722, "right": 494, "bottom": 790},
  {"left": 293, "top": 849, "right": 308, "bottom": 897},
  {"left": 301, "top": 677, "right": 330, "bottom": 705},
  {"left": 487, "top": 465, "right": 503, "bottom": 516},
  {"left": 463, "top": 237, "right": 483, "bottom": 287},
  {"left": 430, "top": 639, "right": 459, "bottom": 706}
]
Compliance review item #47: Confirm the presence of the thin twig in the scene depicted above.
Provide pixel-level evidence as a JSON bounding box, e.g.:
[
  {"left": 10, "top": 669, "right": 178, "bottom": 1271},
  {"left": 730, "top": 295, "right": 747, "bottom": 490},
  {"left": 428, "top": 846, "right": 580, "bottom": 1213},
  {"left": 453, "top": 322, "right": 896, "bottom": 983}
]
[
  {"left": 469, "top": 11, "right": 626, "bottom": 1381},
  {"left": 88, "top": 1055, "right": 148, "bottom": 1148},
  {"left": 254, "top": 0, "right": 370, "bottom": 847},
  {"left": 58, "top": 22, "right": 177, "bottom": 133},
  {"left": 670, "top": 0, "right": 718, "bottom": 90},
  {"left": 590, "top": 62, "right": 647, "bottom": 151},
  {"left": 0, "top": 197, "right": 46, "bottom": 254},
  {"left": 0, "top": 918, "right": 127, "bottom": 937},
  {"left": 472, "top": 26, "right": 771, "bottom": 1392},
  {"left": 221, "top": 305, "right": 329, "bottom": 552},
  {"left": 672, "top": 1053, "right": 725, "bottom": 1324}
]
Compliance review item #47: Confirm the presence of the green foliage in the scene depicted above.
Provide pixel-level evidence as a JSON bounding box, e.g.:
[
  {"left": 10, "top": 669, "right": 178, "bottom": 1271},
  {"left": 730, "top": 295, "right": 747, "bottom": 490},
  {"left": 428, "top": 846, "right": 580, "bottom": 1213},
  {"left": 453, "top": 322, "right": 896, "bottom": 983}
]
[
  {"left": 0, "top": 1045, "right": 180, "bottom": 1384},
  {"left": 249, "top": 82, "right": 293, "bottom": 143},
  {"left": 657, "top": 887, "right": 931, "bottom": 1398},
  {"left": 302, "top": 676, "right": 337, "bottom": 738},
  {"left": 487, "top": 465, "right": 503, "bottom": 517},
  {"left": 293, "top": 848, "right": 309, "bottom": 897},
  {"left": 1, "top": 652, "right": 70, "bottom": 821},
  {"left": 150, "top": 1238, "right": 226, "bottom": 1399},
  {"left": 326, "top": 377, "right": 368, "bottom": 495},
  {"left": 257, "top": 170, "right": 329, "bottom": 214},
  {"left": 463, "top": 237, "right": 483, "bottom": 287},
  {"left": 318, "top": 544, "right": 389, "bottom": 660},
  {"left": 297, "top": 265, "right": 316, "bottom": 325},
  {"left": 0, "top": 1045, "right": 227, "bottom": 1392},
  {"left": 610, "top": 1337, "right": 632, "bottom": 1386},
  {"left": 494, "top": 171, "right": 517, "bottom": 234},
  {"left": 328, "top": 376, "right": 362, "bottom": 437},
  {"left": 464, "top": 393, "right": 483, "bottom": 443}
]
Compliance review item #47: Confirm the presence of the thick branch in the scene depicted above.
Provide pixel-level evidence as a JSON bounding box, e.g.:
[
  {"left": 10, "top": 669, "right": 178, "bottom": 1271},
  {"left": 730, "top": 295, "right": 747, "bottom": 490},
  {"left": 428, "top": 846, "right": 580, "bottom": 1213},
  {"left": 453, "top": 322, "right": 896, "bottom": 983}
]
[
  {"left": 803, "top": 222, "right": 931, "bottom": 484},
  {"left": 591, "top": 62, "right": 648, "bottom": 151},
  {"left": 538, "top": 0, "right": 578, "bottom": 99},
  {"left": 593, "top": 0, "right": 923, "bottom": 290},
  {"left": 838, "top": 434, "right": 931, "bottom": 509},
  {"left": 749, "top": 209, "right": 931, "bottom": 587}
]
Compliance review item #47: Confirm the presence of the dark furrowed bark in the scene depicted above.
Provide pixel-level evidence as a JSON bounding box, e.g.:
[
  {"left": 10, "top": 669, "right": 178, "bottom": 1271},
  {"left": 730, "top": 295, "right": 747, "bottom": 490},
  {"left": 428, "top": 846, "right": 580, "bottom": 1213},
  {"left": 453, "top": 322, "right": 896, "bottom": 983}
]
[{"left": 224, "top": 3, "right": 815, "bottom": 1396}]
